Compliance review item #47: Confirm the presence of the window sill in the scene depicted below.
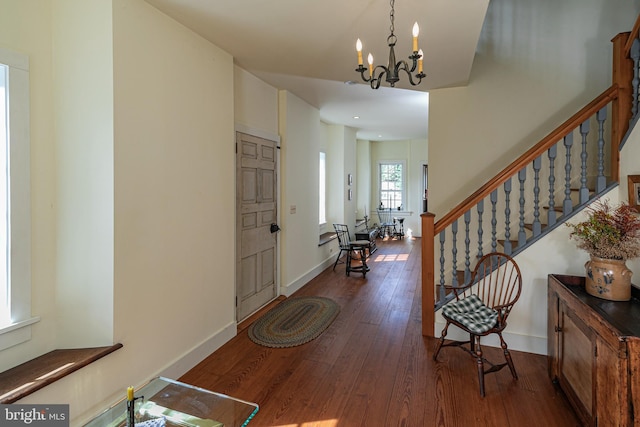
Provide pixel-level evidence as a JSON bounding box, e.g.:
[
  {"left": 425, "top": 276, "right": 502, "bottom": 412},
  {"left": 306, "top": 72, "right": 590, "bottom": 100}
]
[
  {"left": 0, "top": 317, "right": 41, "bottom": 351},
  {"left": 318, "top": 232, "right": 337, "bottom": 246},
  {"left": 0, "top": 344, "right": 123, "bottom": 403},
  {"left": 380, "top": 210, "right": 413, "bottom": 218}
]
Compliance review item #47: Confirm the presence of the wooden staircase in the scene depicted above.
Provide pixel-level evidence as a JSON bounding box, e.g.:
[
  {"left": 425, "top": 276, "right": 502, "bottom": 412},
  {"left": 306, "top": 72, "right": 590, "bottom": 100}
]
[{"left": 421, "top": 18, "right": 640, "bottom": 337}]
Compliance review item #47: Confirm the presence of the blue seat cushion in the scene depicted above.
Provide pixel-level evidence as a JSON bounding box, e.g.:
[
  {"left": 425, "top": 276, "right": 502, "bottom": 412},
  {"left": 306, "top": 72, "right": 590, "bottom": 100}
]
[{"left": 442, "top": 294, "right": 498, "bottom": 334}]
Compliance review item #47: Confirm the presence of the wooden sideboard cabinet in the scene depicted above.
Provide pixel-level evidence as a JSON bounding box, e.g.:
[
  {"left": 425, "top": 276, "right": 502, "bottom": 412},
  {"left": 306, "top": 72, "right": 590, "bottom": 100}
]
[{"left": 548, "top": 274, "right": 640, "bottom": 426}]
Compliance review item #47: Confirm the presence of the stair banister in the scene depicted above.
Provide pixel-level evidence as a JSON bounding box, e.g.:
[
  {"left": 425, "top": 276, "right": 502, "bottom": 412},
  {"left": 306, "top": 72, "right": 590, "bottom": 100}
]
[
  {"left": 422, "top": 22, "right": 640, "bottom": 338},
  {"left": 434, "top": 85, "right": 618, "bottom": 235}
]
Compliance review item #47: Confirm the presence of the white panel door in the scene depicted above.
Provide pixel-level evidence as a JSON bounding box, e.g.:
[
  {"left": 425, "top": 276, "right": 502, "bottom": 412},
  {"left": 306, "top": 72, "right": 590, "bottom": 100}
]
[{"left": 236, "top": 132, "right": 278, "bottom": 321}]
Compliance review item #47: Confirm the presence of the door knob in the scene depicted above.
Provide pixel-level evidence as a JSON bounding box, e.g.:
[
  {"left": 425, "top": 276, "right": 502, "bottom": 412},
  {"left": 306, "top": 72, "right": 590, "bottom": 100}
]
[{"left": 270, "top": 223, "right": 281, "bottom": 233}]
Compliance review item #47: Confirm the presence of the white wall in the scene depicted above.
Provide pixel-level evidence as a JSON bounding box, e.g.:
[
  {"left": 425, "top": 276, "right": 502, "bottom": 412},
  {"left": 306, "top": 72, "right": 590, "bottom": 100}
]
[
  {"left": 326, "top": 124, "right": 345, "bottom": 230},
  {"left": 429, "top": 0, "right": 640, "bottom": 218},
  {"left": 356, "top": 139, "right": 371, "bottom": 221},
  {"left": 52, "top": 0, "right": 114, "bottom": 348},
  {"left": 0, "top": 0, "right": 58, "bottom": 370},
  {"left": 234, "top": 65, "right": 278, "bottom": 138},
  {"left": 5, "top": 1, "right": 238, "bottom": 424},
  {"left": 112, "top": 0, "right": 236, "bottom": 399},
  {"left": 326, "top": 124, "right": 358, "bottom": 229},
  {"left": 279, "top": 91, "right": 336, "bottom": 296}
]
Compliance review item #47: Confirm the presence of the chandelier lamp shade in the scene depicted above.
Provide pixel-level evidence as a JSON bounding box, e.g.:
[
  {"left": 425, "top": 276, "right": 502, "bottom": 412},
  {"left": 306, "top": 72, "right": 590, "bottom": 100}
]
[{"left": 355, "top": 0, "right": 425, "bottom": 89}]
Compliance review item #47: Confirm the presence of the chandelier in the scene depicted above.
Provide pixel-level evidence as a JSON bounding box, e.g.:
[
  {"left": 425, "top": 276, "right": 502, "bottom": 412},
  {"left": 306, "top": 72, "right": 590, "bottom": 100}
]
[{"left": 355, "top": 0, "right": 425, "bottom": 89}]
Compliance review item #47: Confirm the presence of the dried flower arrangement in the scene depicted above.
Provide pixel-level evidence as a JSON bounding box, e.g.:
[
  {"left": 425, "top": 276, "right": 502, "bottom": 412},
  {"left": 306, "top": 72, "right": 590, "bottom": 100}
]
[{"left": 567, "top": 199, "right": 640, "bottom": 260}]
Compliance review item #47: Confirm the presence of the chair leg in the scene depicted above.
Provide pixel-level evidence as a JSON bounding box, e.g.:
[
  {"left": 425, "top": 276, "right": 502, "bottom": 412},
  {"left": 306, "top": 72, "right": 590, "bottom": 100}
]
[
  {"left": 498, "top": 332, "right": 518, "bottom": 380},
  {"left": 332, "top": 249, "right": 344, "bottom": 271},
  {"left": 345, "top": 248, "right": 353, "bottom": 276},
  {"left": 433, "top": 321, "right": 451, "bottom": 360},
  {"left": 359, "top": 247, "right": 369, "bottom": 272},
  {"left": 473, "top": 335, "right": 486, "bottom": 397}
]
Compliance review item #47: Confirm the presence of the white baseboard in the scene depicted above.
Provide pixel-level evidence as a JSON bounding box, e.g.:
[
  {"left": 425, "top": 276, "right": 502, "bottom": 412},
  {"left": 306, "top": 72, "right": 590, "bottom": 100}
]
[
  {"left": 280, "top": 255, "right": 335, "bottom": 297},
  {"left": 158, "top": 321, "right": 237, "bottom": 379},
  {"left": 433, "top": 321, "right": 547, "bottom": 355}
]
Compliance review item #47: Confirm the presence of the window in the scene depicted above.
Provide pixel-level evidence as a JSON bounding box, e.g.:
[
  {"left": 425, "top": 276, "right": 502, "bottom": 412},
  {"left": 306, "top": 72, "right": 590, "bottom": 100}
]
[
  {"left": 319, "top": 151, "right": 326, "bottom": 225},
  {"left": 379, "top": 161, "right": 405, "bottom": 210},
  {"left": 0, "top": 47, "right": 37, "bottom": 351}
]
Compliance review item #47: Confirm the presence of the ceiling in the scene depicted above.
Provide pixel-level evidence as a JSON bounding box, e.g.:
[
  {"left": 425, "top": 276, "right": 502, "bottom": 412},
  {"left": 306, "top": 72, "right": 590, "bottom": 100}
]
[{"left": 143, "top": 0, "right": 489, "bottom": 141}]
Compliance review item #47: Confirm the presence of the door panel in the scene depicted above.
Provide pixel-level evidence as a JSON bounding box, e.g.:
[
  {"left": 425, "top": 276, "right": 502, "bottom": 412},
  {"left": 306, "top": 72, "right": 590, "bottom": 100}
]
[
  {"left": 236, "top": 132, "right": 278, "bottom": 321},
  {"left": 559, "top": 302, "right": 594, "bottom": 422}
]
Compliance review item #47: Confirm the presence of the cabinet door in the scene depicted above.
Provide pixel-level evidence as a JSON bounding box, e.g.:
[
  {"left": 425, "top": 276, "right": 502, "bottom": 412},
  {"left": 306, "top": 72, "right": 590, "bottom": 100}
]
[
  {"left": 595, "top": 336, "right": 628, "bottom": 426},
  {"left": 559, "top": 301, "right": 595, "bottom": 426}
]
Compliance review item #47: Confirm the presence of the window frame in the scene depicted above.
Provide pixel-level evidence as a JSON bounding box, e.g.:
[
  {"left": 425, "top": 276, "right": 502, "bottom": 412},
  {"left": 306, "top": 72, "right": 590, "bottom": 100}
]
[
  {"left": 378, "top": 160, "right": 406, "bottom": 210},
  {"left": 319, "top": 151, "right": 326, "bottom": 226},
  {"left": 0, "top": 47, "right": 38, "bottom": 351}
]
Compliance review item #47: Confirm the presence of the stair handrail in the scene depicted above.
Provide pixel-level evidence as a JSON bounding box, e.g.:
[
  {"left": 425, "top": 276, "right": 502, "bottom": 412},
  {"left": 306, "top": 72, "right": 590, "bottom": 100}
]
[
  {"left": 434, "top": 85, "right": 619, "bottom": 235},
  {"left": 624, "top": 14, "right": 640, "bottom": 56}
]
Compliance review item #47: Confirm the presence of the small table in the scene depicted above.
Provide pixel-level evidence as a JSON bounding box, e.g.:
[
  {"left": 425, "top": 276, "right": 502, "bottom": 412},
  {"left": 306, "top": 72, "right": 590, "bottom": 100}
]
[{"left": 84, "top": 377, "right": 259, "bottom": 427}]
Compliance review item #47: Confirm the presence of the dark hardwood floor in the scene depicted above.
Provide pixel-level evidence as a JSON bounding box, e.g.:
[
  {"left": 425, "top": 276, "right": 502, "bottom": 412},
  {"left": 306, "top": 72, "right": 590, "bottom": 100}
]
[{"left": 180, "top": 237, "right": 580, "bottom": 427}]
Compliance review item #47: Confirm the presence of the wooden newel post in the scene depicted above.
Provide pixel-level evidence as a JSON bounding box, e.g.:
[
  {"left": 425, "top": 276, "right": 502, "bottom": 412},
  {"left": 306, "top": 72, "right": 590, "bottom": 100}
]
[{"left": 421, "top": 212, "right": 435, "bottom": 337}]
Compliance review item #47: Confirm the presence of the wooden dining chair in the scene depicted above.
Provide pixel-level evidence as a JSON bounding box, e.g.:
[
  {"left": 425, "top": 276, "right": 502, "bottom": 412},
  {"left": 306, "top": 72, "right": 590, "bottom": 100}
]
[
  {"left": 433, "top": 252, "right": 523, "bottom": 396},
  {"left": 332, "top": 224, "right": 370, "bottom": 277}
]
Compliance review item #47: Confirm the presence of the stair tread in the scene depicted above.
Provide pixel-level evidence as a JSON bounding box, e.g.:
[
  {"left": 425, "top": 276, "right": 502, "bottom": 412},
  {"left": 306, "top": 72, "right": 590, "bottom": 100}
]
[
  {"left": 524, "top": 222, "right": 548, "bottom": 230},
  {"left": 544, "top": 206, "right": 564, "bottom": 212},
  {"left": 570, "top": 187, "right": 595, "bottom": 192}
]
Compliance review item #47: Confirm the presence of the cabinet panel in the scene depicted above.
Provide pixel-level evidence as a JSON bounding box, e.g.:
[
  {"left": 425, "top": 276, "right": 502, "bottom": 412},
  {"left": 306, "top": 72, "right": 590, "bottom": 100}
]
[
  {"left": 559, "top": 305, "right": 593, "bottom": 417},
  {"left": 595, "top": 335, "right": 624, "bottom": 426}
]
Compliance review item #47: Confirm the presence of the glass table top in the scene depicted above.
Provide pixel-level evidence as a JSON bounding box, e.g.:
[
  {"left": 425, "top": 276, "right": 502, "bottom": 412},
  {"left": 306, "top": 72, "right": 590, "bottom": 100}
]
[{"left": 84, "top": 377, "right": 258, "bottom": 427}]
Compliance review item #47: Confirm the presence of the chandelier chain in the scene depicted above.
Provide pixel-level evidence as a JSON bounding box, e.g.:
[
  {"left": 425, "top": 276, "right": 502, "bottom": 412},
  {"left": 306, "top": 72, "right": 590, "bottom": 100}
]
[{"left": 389, "top": 0, "right": 395, "bottom": 35}]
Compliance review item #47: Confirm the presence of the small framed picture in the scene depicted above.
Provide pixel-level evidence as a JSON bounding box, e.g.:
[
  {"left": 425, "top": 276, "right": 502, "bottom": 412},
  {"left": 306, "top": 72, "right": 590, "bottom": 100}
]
[
  {"left": 628, "top": 175, "right": 640, "bottom": 212},
  {"left": 347, "top": 174, "right": 353, "bottom": 186}
]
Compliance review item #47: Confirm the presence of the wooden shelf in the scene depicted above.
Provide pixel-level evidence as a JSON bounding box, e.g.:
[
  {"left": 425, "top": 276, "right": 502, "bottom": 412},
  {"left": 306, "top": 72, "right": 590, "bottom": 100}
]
[{"left": 0, "top": 344, "right": 122, "bottom": 403}]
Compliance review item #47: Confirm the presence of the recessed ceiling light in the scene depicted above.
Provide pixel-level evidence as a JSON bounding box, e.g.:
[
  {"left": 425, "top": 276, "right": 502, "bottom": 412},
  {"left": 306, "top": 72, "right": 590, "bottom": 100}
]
[
  {"left": 353, "top": 116, "right": 360, "bottom": 119},
  {"left": 344, "top": 80, "right": 357, "bottom": 85}
]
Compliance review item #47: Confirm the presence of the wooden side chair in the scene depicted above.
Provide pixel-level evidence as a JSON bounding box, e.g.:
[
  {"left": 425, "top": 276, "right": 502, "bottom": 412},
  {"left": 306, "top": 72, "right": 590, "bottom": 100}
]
[
  {"left": 433, "top": 252, "right": 522, "bottom": 396},
  {"left": 332, "top": 224, "right": 370, "bottom": 277}
]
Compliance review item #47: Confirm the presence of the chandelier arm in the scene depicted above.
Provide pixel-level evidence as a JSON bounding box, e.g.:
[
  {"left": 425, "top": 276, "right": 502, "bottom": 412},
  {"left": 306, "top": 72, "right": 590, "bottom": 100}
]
[
  {"left": 395, "top": 60, "right": 411, "bottom": 73},
  {"left": 372, "top": 65, "right": 390, "bottom": 81},
  {"left": 401, "top": 67, "right": 426, "bottom": 86},
  {"left": 355, "top": 65, "right": 372, "bottom": 83},
  {"left": 371, "top": 64, "right": 390, "bottom": 89},
  {"left": 370, "top": 76, "right": 383, "bottom": 90}
]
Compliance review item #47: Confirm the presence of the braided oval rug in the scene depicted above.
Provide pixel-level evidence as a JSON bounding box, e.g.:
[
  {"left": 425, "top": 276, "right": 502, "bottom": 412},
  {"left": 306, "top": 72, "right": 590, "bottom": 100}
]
[{"left": 248, "top": 296, "right": 340, "bottom": 348}]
